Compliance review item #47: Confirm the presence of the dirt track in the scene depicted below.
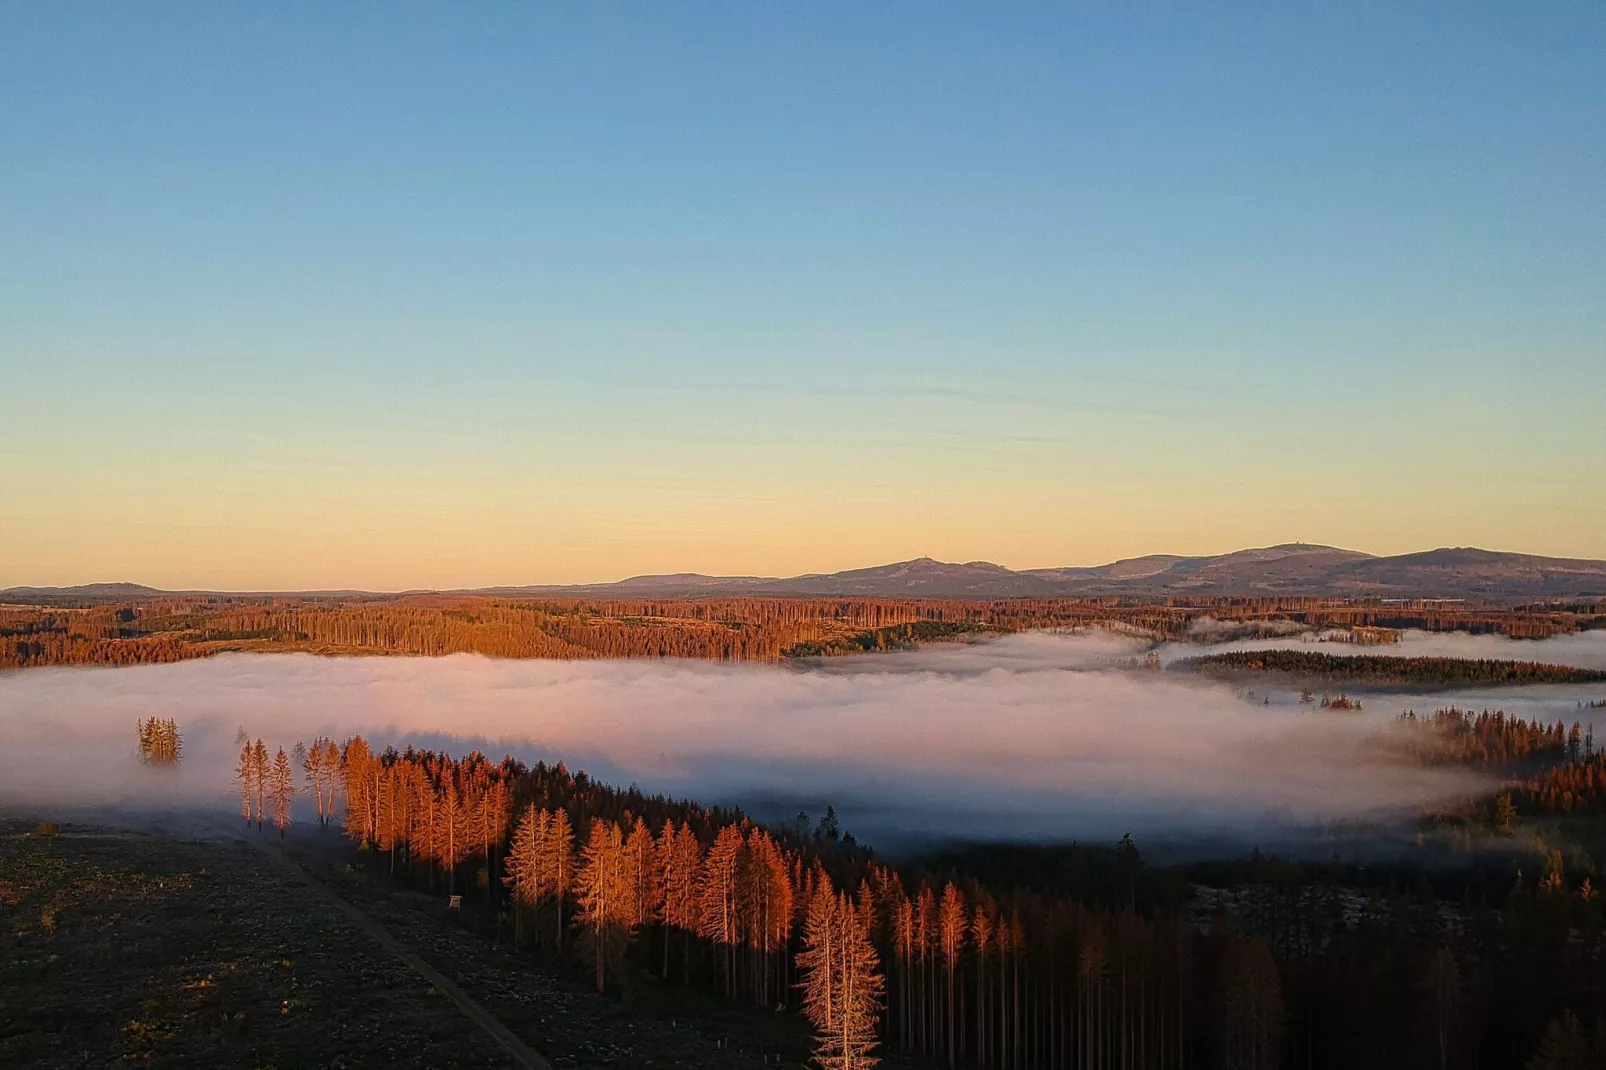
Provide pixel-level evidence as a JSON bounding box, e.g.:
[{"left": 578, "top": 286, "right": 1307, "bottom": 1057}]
[{"left": 234, "top": 825, "right": 552, "bottom": 1070}]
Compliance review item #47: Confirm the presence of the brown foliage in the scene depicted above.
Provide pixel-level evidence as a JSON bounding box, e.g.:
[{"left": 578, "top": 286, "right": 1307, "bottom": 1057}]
[{"left": 7, "top": 594, "right": 1594, "bottom": 669}]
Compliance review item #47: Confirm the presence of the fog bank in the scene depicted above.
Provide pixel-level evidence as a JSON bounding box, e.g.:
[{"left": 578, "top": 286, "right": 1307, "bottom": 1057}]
[{"left": 0, "top": 632, "right": 1500, "bottom": 851}]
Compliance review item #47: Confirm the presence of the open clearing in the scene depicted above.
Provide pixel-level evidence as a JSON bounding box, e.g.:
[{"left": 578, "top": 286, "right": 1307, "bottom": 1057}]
[{"left": 0, "top": 815, "right": 829, "bottom": 1069}]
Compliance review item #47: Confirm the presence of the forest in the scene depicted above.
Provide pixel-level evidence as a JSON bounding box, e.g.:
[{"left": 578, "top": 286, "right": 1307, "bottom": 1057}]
[
  {"left": 2, "top": 594, "right": 1600, "bottom": 670},
  {"left": 1176, "top": 650, "right": 1606, "bottom": 687},
  {"left": 198, "top": 704, "right": 1606, "bottom": 1070}
]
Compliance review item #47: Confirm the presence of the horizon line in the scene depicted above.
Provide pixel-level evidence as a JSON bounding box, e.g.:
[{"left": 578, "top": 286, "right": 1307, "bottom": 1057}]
[{"left": 7, "top": 540, "right": 1605, "bottom": 597}]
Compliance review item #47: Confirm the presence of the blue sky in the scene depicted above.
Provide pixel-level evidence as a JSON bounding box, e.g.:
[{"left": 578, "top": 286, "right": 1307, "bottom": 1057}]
[{"left": 2, "top": 3, "right": 1602, "bottom": 588}]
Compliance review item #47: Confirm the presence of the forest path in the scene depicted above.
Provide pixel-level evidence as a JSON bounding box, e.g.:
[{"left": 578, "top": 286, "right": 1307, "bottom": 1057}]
[{"left": 230, "top": 824, "right": 554, "bottom": 1070}]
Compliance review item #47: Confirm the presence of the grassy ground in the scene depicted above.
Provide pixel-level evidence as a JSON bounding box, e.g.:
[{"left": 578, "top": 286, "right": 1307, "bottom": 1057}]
[
  {"left": 0, "top": 818, "right": 513, "bottom": 1068},
  {"left": 2, "top": 814, "right": 925, "bottom": 1069},
  {"left": 282, "top": 831, "right": 819, "bottom": 1069}
]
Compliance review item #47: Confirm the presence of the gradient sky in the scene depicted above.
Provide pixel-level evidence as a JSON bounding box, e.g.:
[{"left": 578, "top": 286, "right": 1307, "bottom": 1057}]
[{"left": 3, "top": 4, "right": 1603, "bottom": 590}]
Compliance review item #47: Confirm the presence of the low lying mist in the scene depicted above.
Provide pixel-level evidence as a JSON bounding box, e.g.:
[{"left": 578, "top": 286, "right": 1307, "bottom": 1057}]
[{"left": 0, "top": 632, "right": 1502, "bottom": 854}]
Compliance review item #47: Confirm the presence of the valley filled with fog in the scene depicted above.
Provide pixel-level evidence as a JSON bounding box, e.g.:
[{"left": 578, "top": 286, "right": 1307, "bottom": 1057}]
[{"left": 7, "top": 628, "right": 1603, "bottom": 853}]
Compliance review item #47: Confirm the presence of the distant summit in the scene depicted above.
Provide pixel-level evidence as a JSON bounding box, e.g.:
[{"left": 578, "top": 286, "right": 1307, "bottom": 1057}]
[
  {"left": 0, "top": 582, "right": 165, "bottom": 605},
  {"left": 7, "top": 545, "right": 1605, "bottom": 603}
]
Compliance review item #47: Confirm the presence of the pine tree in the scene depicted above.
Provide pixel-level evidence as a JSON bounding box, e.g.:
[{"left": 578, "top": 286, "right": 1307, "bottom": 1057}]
[
  {"left": 624, "top": 817, "right": 664, "bottom": 930},
  {"left": 971, "top": 897, "right": 995, "bottom": 1069},
  {"left": 1527, "top": 1010, "right": 1590, "bottom": 1070},
  {"left": 742, "top": 828, "right": 794, "bottom": 1007},
  {"left": 800, "top": 877, "right": 839, "bottom": 1047},
  {"left": 250, "top": 739, "right": 269, "bottom": 832},
  {"left": 575, "top": 818, "right": 632, "bottom": 992},
  {"left": 342, "top": 736, "right": 375, "bottom": 845},
  {"left": 938, "top": 882, "right": 966, "bottom": 1068},
  {"left": 302, "top": 737, "right": 327, "bottom": 826},
  {"left": 799, "top": 885, "right": 885, "bottom": 1070},
  {"left": 269, "top": 747, "right": 295, "bottom": 838},
  {"left": 137, "top": 718, "right": 181, "bottom": 764},
  {"left": 234, "top": 742, "right": 257, "bottom": 825},
  {"left": 544, "top": 808, "right": 575, "bottom": 949},
  {"left": 411, "top": 772, "right": 440, "bottom": 882},
  {"left": 659, "top": 820, "right": 704, "bottom": 980},
  {"left": 319, "top": 738, "right": 342, "bottom": 826},
  {"left": 503, "top": 803, "right": 548, "bottom": 949},
  {"left": 701, "top": 823, "right": 745, "bottom": 997},
  {"left": 434, "top": 780, "right": 472, "bottom": 894},
  {"left": 480, "top": 778, "right": 512, "bottom": 901},
  {"left": 1216, "top": 937, "right": 1283, "bottom": 1070}
]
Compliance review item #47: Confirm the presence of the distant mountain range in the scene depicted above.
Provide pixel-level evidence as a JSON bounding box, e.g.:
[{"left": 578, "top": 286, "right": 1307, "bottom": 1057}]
[
  {"left": 491, "top": 545, "right": 1606, "bottom": 600},
  {"left": 11, "top": 545, "right": 1604, "bottom": 604}
]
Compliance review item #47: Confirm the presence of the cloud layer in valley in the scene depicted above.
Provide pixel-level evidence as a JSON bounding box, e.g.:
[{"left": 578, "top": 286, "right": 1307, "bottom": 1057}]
[{"left": 0, "top": 631, "right": 1517, "bottom": 851}]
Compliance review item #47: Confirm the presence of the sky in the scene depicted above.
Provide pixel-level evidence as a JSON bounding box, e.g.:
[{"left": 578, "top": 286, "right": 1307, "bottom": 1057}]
[{"left": 3, "top": 3, "right": 1603, "bottom": 590}]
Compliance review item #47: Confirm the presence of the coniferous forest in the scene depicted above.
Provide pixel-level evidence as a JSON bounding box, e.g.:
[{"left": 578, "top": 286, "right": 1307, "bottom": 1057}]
[
  {"left": 1179, "top": 650, "right": 1606, "bottom": 687},
  {"left": 2, "top": 594, "right": 1600, "bottom": 669},
  {"left": 200, "top": 708, "right": 1606, "bottom": 1070}
]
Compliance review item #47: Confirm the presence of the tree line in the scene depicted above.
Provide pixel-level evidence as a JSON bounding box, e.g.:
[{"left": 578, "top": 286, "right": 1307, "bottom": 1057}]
[
  {"left": 7, "top": 595, "right": 1597, "bottom": 669},
  {"left": 1394, "top": 707, "right": 1594, "bottom": 769},
  {"left": 1178, "top": 650, "right": 1606, "bottom": 687}
]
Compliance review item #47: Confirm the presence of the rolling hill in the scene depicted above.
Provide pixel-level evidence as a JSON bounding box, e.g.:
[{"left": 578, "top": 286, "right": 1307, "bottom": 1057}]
[
  {"left": 7, "top": 545, "right": 1605, "bottom": 604},
  {"left": 493, "top": 544, "right": 1606, "bottom": 599}
]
